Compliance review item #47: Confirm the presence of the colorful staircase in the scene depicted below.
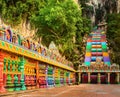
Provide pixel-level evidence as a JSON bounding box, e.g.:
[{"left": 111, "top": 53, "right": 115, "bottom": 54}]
[{"left": 84, "top": 30, "right": 111, "bottom": 66}]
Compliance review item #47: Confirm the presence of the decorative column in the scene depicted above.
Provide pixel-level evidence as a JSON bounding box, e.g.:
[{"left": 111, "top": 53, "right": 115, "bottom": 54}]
[
  {"left": 53, "top": 67, "right": 55, "bottom": 87},
  {"left": 79, "top": 73, "right": 81, "bottom": 84},
  {"left": 36, "top": 61, "right": 39, "bottom": 88},
  {"left": 64, "top": 71, "right": 66, "bottom": 85},
  {"left": 0, "top": 51, "right": 6, "bottom": 93},
  {"left": 107, "top": 73, "right": 110, "bottom": 84},
  {"left": 117, "top": 73, "right": 120, "bottom": 84},
  {"left": 3, "top": 59, "right": 7, "bottom": 87},
  {"left": 20, "top": 57, "right": 26, "bottom": 90},
  {"left": 88, "top": 72, "right": 91, "bottom": 83},
  {"left": 98, "top": 73, "right": 101, "bottom": 84}
]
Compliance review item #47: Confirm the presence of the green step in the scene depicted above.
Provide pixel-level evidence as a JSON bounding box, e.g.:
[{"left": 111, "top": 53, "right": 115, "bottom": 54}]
[
  {"left": 104, "top": 62, "right": 111, "bottom": 66},
  {"left": 86, "top": 45, "right": 91, "bottom": 49},
  {"left": 84, "top": 62, "right": 90, "bottom": 66},
  {"left": 91, "top": 48, "right": 97, "bottom": 52},
  {"left": 97, "top": 48, "right": 102, "bottom": 52},
  {"left": 102, "top": 45, "right": 107, "bottom": 49}
]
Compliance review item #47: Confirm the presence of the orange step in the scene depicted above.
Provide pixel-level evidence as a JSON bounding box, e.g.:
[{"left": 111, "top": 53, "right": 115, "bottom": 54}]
[
  {"left": 85, "top": 52, "right": 91, "bottom": 57},
  {"left": 103, "top": 52, "right": 109, "bottom": 57}
]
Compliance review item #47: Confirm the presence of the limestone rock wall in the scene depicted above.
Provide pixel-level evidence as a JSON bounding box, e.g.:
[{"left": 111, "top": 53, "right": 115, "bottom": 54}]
[
  {"left": 0, "top": 17, "right": 35, "bottom": 40},
  {"left": 117, "top": 0, "right": 120, "bottom": 13},
  {"left": 77, "top": 0, "right": 119, "bottom": 24}
]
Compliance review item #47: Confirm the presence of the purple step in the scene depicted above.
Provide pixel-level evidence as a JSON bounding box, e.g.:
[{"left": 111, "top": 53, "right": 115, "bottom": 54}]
[
  {"left": 103, "top": 57, "right": 110, "bottom": 62},
  {"left": 85, "top": 57, "right": 91, "bottom": 62}
]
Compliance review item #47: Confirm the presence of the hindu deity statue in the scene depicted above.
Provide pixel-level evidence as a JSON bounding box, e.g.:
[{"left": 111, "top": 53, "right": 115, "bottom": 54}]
[{"left": 95, "top": 57, "right": 104, "bottom": 70}]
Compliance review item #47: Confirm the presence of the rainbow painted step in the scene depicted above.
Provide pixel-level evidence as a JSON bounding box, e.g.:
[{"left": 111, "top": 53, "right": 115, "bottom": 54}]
[{"left": 84, "top": 30, "right": 111, "bottom": 66}]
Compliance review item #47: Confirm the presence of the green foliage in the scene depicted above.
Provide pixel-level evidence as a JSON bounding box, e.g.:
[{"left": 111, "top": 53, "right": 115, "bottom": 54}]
[
  {"left": 0, "top": 0, "right": 91, "bottom": 69},
  {"left": 31, "top": 1, "right": 77, "bottom": 56},
  {"left": 0, "top": 0, "right": 41, "bottom": 25},
  {"left": 107, "top": 13, "right": 120, "bottom": 64},
  {"left": 31, "top": 0, "right": 92, "bottom": 69},
  {"left": 78, "top": 0, "right": 94, "bottom": 17}
]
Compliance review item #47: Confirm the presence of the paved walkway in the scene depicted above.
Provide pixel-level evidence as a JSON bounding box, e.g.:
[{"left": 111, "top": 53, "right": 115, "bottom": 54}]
[{"left": 1, "top": 84, "right": 120, "bottom": 97}]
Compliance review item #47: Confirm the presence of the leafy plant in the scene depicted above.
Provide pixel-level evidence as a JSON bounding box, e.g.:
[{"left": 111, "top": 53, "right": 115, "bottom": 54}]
[
  {"left": 0, "top": 0, "right": 91, "bottom": 70},
  {"left": 107, "top": 13, "right": 120, "bottom": 64}
]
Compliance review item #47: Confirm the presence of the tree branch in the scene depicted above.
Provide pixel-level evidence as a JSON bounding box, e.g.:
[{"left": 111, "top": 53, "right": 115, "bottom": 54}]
[{"left": 46, "top": 27, "right": 60, "bottom": 39}]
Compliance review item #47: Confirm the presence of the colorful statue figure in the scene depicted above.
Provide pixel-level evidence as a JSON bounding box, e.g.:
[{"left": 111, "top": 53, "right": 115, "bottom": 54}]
[
  {"left": 26, "top": 40, "right": 30, "bottom": 49},
  {"left": 5, "top": 27, "right": 12, "bottom": 42},
  {"left": 0, "top": 28, "right": 5, "bottom": 39},
  {"left": 37, "top": 46, "right": 42, "bottom": 54},
  {"left": 17, "top": 34, "right": 21, "bottom": 45},
  {"left": 32, "top": 43, "right": 36, "bottom": 51},
  {"left": 96, "top": 57, "right": 102, "bottom": 65},
  {"left": 24, "top": 40, "right": 27, "bottom": 48},
  {"left": 41, "top": 48, "right": 45, "bottom": 56},
  {"left": 12, "top": 33, "right": 17, "bottom": 44},
  {"left": 95, "top": 57, "right": 104, "bottom": 70}
]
